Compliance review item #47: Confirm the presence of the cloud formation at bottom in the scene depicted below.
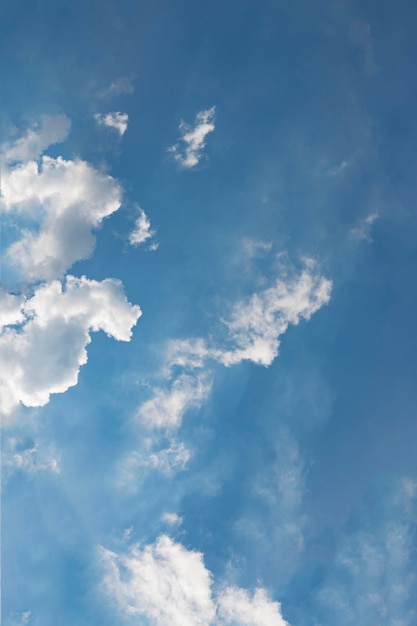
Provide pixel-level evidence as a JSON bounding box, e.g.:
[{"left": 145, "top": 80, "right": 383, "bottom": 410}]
[{"left": 100, "top": 534, "right": 290, "bottom": 626}]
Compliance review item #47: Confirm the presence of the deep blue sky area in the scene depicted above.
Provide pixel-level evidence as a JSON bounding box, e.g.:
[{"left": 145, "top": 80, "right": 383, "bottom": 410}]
[{"left": 1, "top": 1, "right": 416, "bottom": 625}]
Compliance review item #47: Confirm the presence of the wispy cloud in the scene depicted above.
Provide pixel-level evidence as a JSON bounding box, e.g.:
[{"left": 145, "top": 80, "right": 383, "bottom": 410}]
[
  {"left": 235, "top": 431, "right": 306, "bottom": 585},
  {"left": 118, "top": 437, "right": 191, "bottom": 490},
  {"left": 164, "top": 260, "right": 332, "bottom": 373},
  {"left": 120, "top": 259, "right": 331, "bottom": 485},
  {"left": 327, "top": 159, "right": 349, "bottom": 177},
  {"left": 138, "top": 372, "right": 212, "bottom": 430},
  {"left": 3, "top": 438, "right": 60, "bottom": 476},
  {"left": 129, "top": 206, "right": 157, "bottom": 248},
  {"left": 4, "top": 611, "right": 33, "bottom": 626},
  {"left": 1, "top": 115, "right": 70, "bottom": 164},
  {"left": 95, "top": 111, "right": 129, "bottom": 136},
  {"left": 242, "top": 238, "right": 273, "bottom": 258},
  {"left": 314, "top": 477, "right": 417, "bottom": 626},
  {"left": 99, "top": 77, "right": 135, "bottom": 97},
  {"left": 351, "top": 212, "right": 379, "bottom": 242},
  {"left": 100, "top": 534, "right": 290, "bottom": 626},
  {"left": 169, "top": 107, "right": 216, "bottom": 169}
]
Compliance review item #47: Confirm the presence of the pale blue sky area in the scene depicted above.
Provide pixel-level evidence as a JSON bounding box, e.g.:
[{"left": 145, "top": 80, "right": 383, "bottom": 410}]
[{"left": 1, "top": 1, "right": 416, "bottom": 625}]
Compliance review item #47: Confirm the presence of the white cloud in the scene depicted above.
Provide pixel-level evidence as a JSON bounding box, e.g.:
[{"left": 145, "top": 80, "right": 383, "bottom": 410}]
[
  {"left": 129, "top": 207, "right": 156, "bottom": 247},
  {"left": 164, "top": 338, "right": 211, "bottom": 374},
  {"left": 147, "top": 440, "right": 191, "bottom": 474},
  {"left": 0, "top": 275, "right": 141, "bottom": 416},
  {"left": 100, "top": 535, "right": 290, "bottom": 626},
  {"left": 350, "top": 212, "right": 379, "bottom": 242},
  {"left": 118, "top": 438, "right": 191, "bottom": 490},
  {"left": 101, "top": 535, "right": 216, "bottom": 626},
  {"left": 0, "top": 290, "right": 26, "bottom": 330},
  {"left": 134, "top": 261, "right": 330, "bottom": 437},
  {"left": 162, "top": 512, "right": 183, "bottom": 527},
  {"left": 218, "top": 587, "right": 289, "bottom": 626},
  {"left": 1, "top": 147, "right": 122, "bottom": 281},
  {"left": 139, "top": 372, "right": 212, "bottom": 429},
  {"left": 165, "top": 262, "right": 332, "bottom": 371},
  {"left": 169, "top": 107, "right": 216, "bottom": 169},
  {"left": 217, "top": 264, "right": 332, "bottom": 367},
  {"left": 125, "top": 260, "right": 330, "bottom": 489},
  {"left": 2, "top": 115, "right": 70, "bottom": 164},
  {"left": 95, "top": 112, "right": 129, "bottom": 136},
  {"left": 141, "top": 439, "right": 191, "bottom": 476}
]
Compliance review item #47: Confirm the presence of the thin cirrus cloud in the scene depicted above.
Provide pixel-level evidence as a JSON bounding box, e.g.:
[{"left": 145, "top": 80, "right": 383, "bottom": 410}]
[
  {"left": 314, "top": 477, "right": 417, "bottom": 626},
  {"left": 3, "top": 438, "right": 60, "bottom": 477},
  {"left": 6, "top": 611, "right": 32, "bottom": 626},
  {"left": 99, "top": 77, "right": 135, "bottom": 98},
  {"left": 95, "top": 111, "right": 129, "bottom": 136},
  {"left": 116, "top": 258, "right": 331, "bottom": 483},
  {"left": 234, "top": 430, "right": 306, "bottom": 586},
  {"left": 100, "top": 534, "right": 290, "bottom": 626},
  {"left": 139, "top": 372, "right": 212, "bottom": 430},
  {"left": 119, "top": 438, "right": 191, "bottom": 489},
  {"left": 2, "top": 115, "right": 71, "bottom": 164},
  {"left": 169, "top": 107, "right": 216, "bottom": 169},
  {"left": 0, "top": 275, "right": 141, "bottom": 417},
  {"left": 350, "top": 212, "right": 379, "bottom": 242},
  {"left": 138, "top": 261, "right": 332, "bottom": 432},
  {"left": 1, "top": 118, "right": 123, "bottom": 282}
]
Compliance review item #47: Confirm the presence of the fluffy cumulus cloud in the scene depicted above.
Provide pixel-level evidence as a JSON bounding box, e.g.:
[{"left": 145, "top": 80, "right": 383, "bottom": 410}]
[
  {"left": 0, "top": 290, "right": 26, "bottom": 329},
  {"left": 100, "top": 534, "right": 290, "bottom": 626},
  {"left": 314, "top": 478, "right": 417, "bottom": 626},
  {"left": 95, "top": 111, "right": 129, "bottom": 136},
  {"left": 169, "top": 107, "right": 216, "bottom": 169},
  {"left": 129, "top": 206, "right": 157, "bottom": 247},
  {"left": 0, "top": 275, "right": 141, "bottom": 416},
  {"left": 1, "top": 121, "right": 122, "bottom": 281}
]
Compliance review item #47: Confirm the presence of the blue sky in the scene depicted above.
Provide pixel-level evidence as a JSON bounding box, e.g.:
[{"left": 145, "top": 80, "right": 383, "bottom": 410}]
[{"left": 1, "top": 0, "right": 417, "bottom": 624}]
